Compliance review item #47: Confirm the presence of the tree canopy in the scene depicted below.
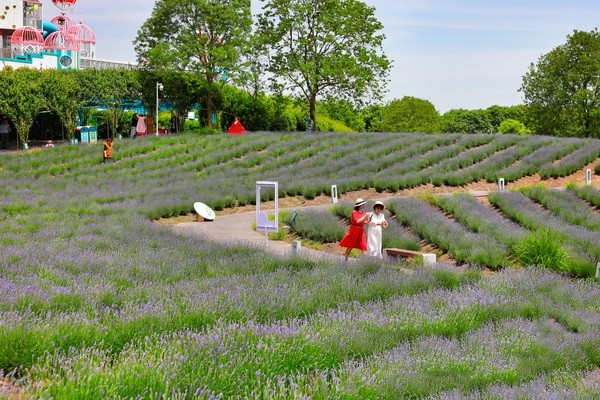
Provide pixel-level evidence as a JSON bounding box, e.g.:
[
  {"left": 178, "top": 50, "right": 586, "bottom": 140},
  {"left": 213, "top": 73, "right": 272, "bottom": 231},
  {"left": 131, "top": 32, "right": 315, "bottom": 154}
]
[
  {"left": 440, "top": 109, "right": 493, "bottom": 134},
  {"left": 520, "top": 29, "right": 600, "bottom": 138},
  {"left": 134, "top": 0, "right": 252, "bottom": 128},
  {"left": 257, "top": 0, "right": 391, "bottom": 131},
  {"left": 380, "top": 96, "right": 440, "bottom": 133}
]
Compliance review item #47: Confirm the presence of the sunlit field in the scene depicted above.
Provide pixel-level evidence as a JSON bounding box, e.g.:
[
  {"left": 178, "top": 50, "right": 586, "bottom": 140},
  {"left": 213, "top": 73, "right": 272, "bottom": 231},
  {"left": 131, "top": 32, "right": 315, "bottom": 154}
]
[{"left": 1, "top": 131, "right": 599, "bottom": 399}]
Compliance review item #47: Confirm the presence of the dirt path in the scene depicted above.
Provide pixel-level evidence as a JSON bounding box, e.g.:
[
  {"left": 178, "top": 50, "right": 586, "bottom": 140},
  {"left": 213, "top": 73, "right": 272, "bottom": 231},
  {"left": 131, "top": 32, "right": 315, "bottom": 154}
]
[{"left": 162, "top": 162, "right": 598, "bottom": 261}]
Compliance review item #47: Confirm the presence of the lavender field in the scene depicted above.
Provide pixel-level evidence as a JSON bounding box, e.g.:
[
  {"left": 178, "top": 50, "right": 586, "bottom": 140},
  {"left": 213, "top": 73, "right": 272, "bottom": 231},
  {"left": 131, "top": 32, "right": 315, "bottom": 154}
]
[{"left": 1, "top": 132, "right": 600, "bottom": 399}]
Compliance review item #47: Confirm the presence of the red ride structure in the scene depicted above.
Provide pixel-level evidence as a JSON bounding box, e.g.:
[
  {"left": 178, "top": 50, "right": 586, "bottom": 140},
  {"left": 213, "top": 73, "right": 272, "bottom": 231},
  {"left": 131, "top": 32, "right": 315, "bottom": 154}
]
[{"left": 51, "top": 0, "right": 78, "bottom": 14}]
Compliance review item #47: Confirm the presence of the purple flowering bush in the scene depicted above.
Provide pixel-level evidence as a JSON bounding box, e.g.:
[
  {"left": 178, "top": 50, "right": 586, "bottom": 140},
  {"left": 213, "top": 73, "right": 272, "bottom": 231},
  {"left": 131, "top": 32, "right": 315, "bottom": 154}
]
[
  {"left": 286, "top": 208, "right": 346, "bottom": 242},
  {"left": 489, "top": 190, "right": 600, "bottom": 276},
  {"left": 1, "top": 132, "right": 599, "bottom": 398}
]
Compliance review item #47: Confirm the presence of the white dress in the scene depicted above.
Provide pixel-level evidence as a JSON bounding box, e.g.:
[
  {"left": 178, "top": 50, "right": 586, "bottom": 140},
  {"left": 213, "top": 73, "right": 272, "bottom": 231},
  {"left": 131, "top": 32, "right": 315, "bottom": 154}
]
[{"left": 367, "top": 212, "right": 386, "bottom": 258}]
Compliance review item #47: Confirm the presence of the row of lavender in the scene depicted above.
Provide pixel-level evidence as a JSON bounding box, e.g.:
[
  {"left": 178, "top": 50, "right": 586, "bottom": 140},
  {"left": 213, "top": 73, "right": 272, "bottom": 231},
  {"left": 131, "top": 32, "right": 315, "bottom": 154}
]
[
  {"left": 285, "top": 186, "right": 600, "bottom": 276},
  {"left": 7, "top": 267, "right": 600, "bottom": 398},
  {"left": 0, "top": 132, "right": 599, "bottom": 397},
  {"left": 2, "top": 132, "right": 598, "bottom": 219}
]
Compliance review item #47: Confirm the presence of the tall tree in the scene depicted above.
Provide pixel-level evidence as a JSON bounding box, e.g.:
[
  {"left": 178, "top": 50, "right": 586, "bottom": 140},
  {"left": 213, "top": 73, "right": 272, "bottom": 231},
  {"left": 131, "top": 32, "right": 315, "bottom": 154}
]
[
  {"left": 257, "top": 0, "right": 391, "bottom": 131},
  {"left": 41, "top": 70, "right": 83, "bottom": 140},
  {"left": 134, "top": 0, "right": 252, "bottom": 129},
  {"left": 0, "top": 68, "right": 45, "bottom": 148},
  {"left": 381, "top": 96, "right": 440, "bottom": 133},
  {"left": 520, "top": 29, "right": 600, "bottom": 138},
  {"left": 441, "top": 109, "right": 493, "bottom": 134},
  {"left": 82, "top": 69, "right": 140, "bottom": 138}
]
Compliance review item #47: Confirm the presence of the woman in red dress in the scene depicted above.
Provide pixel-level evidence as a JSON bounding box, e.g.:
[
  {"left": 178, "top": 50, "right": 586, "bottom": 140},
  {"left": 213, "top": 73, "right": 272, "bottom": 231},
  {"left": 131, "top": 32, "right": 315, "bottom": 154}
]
[
  {"left": 227, "top": 116, "right": 245, "bottom": 134},
  {"left": 339, "top": 198, "right": 371, "bottom": 261}
]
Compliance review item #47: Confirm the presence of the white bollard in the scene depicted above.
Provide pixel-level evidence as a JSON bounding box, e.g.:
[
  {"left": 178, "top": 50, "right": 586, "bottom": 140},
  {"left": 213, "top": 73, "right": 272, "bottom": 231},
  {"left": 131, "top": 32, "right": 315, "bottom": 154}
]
[
  {"left": 331, "top": 185, "right": 338, "bottom": 204},
  {"left": 586, "top": 169, "right": 592, "bottom": 185},
  {"left": 421, "top": 253, "right": 436, "bottom": 267},
  {"left": 292, "top": 240, "right": 301, "bottom": 256},
  {"left": 498, "top": 178, "right": 505, "bottom": 192},
  {"left": 596, "top": 261, "right": 600, "bottom": 279}
]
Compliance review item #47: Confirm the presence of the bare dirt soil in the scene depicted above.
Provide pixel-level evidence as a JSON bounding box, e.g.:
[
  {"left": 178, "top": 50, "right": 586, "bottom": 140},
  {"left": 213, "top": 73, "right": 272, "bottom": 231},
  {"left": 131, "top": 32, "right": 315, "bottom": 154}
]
[
  {"left": 158, "top": 160, "right": 598, "bottom": 263},
  {"left": 159, "top": 160, "right": 598, "bottom": 224}
]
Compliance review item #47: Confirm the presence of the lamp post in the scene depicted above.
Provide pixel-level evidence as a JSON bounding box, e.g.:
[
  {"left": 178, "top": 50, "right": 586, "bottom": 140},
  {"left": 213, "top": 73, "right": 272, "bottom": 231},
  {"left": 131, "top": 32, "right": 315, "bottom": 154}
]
[{"left": 155, "top": 82, "right": 163, "bottom": 136}]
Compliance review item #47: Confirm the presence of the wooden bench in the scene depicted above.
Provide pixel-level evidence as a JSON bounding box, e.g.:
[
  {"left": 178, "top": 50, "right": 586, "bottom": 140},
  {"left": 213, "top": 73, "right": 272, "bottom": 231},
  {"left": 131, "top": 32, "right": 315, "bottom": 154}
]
[{"left": 385, "top": 248, "right": 437, "bottom": 266}]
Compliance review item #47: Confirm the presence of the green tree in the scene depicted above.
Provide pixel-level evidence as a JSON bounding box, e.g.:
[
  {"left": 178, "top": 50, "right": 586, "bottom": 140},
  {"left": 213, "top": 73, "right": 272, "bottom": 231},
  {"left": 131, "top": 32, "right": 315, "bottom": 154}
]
[
  {"left": 520, "top": 29, "right": 600, "bottom": 138},
  {"left": 95, "top": 69, "right": 140, "bottom": 138},
  {"left": 135, "top": 69, "right": 199, "bottom": 133},
  {"left": 319, "top": 98, "right": 366, "bottom": 132},
  {"left": 221, "top": 84, "right": 274, "bottom": 131},
  {"left": 441, "top": 109, "right": 493, "bottom": 133},
  {"left": 134, "top": 0, "right": 252, "bottom": 129},
  {"left": 1, "top": 68, "right": 45, "bottom": 148},
  {"left": 360, "top": 104, "right": 384, "bottom": 132},
  {"left": 485, "top": 105, "right": 526, "bottom": 133},
  {"left": 498, "top": 118, "right": 531, "bottom": 134},
  {"left": 380, "top": 96, "right": 440, "bottom": 133},
  {"left": 257, "top": 0, "right": 391, "bottom": 132},
  {"left": 41, "top": 70, "right": 83, "bottom": 140}
]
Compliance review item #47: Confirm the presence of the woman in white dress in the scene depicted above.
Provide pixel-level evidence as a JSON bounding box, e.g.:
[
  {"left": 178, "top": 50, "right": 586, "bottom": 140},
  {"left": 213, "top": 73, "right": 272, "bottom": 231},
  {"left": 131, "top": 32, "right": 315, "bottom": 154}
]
[{"left": 367, "top": 201, "right": 388, "bottom": 258}]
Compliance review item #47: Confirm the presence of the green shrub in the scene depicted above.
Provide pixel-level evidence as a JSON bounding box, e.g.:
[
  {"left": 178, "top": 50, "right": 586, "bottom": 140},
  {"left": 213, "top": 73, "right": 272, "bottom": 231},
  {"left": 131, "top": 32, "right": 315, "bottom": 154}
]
[
  {"left": 498, "top": 118, "right": 531, "bottom": 134},
  {"left": 513, "top": 229, "right": 572, "bottom": 274}
]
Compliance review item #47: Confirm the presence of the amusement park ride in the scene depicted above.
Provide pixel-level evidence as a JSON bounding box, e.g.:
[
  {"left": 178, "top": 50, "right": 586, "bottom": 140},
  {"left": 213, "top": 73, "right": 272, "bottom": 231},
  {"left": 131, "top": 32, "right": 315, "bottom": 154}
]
[{"left": 0, "top": 0, "right": 129, "bottom": 70}]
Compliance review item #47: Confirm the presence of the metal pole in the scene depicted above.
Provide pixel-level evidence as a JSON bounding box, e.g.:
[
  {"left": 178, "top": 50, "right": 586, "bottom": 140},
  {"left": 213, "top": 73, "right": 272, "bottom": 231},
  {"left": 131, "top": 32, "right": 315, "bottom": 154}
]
[{"left": 155, "top": 82, "right": 163, "bottom": 136}]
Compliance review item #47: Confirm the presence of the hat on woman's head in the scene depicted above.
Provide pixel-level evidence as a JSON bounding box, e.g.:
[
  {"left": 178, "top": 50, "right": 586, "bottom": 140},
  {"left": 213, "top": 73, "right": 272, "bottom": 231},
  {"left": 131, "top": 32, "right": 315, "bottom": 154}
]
[
  {"left": 373, "top": 200, "right": 385, "bottom": 209},
  {"left": 355, "top": 198, "right": 366, "bottom": 207}
]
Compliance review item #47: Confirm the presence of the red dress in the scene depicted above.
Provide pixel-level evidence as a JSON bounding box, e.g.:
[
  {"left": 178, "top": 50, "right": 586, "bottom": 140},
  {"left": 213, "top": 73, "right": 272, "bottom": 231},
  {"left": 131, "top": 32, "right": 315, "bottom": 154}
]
[
  {"left": 339, "top": 210, "right": 367, "bottom": 250},
  {"left": 228, "top": 119, "right": 245, "bottom": 134}
]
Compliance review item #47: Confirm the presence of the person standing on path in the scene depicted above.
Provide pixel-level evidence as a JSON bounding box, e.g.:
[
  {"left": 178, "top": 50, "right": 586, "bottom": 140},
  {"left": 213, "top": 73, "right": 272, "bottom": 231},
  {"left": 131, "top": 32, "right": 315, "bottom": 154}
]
[
  {"left": 0, "top": 118, "right": 11, "bottom": 149},
  {"left": 367, "top": 201, "right": 388, "bottom": 258},
  {"left": 339, "top": 198, "right": 371, "bottom": 261}
]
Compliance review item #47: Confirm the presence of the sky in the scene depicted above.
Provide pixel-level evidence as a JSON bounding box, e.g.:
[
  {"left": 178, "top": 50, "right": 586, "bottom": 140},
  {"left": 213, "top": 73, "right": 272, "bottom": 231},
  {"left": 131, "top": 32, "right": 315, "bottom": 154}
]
[{"left": 49, "top": 0, "right": 600, "bottom": 113}]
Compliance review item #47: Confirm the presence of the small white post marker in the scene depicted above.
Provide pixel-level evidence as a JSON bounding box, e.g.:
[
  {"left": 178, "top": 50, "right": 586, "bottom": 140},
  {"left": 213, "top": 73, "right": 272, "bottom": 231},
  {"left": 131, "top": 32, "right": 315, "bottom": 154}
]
[
  {"left": 292, "top": 240, "right": 301, "bottom": 256},
  {"left": 331, "top": 185, "right": 338, "bottom": 204},
  {"left": 498, "top": 178, "right": 505, "bottom": 192},
  {"left": 586, "top": 169, "right": 592, "bottom": 185}
]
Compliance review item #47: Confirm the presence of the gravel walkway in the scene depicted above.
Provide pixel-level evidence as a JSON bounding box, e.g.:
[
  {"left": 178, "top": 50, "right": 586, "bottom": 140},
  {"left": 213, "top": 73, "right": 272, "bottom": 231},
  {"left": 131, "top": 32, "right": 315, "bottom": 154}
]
[
  {"left": 171, "top": 209, "right": 346, "bottom": 262},
  {"left": 169, "top": 191, "right": 491, "bottom": 263}
]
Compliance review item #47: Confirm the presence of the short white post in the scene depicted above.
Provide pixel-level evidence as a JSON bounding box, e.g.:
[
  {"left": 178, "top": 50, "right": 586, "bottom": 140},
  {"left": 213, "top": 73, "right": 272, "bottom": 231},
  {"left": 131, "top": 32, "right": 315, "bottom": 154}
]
[
  {"left": 421, "top": 253, "right": 436, "bottom": 267},
  {"left": 292, "top": 240, "right": 301, "bottom": 256},
  {"left": 331, "top": 185, "right": 338, "bottom": 204},
  {"left": 586, "top": 169, "right": 592, "bottom": 185},
  {"left": 596, "top": 261, "right": 600, "bottom": 279},
  {"left": 498, "top": 178, "right": 505, "bottom": 192}
]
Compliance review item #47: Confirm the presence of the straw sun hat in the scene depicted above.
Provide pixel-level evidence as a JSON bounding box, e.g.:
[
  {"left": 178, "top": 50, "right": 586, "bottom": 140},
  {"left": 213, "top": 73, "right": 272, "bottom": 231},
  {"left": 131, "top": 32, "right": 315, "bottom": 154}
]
[{"left": 354, "top": 198, "right": 366, "bottom": 207}]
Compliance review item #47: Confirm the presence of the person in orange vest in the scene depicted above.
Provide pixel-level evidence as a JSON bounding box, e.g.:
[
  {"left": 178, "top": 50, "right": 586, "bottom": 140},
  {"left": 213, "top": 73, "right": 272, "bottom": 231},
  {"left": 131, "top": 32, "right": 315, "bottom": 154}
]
[{"left": 102, "top": 138, "right": 114, "bottom": 163}]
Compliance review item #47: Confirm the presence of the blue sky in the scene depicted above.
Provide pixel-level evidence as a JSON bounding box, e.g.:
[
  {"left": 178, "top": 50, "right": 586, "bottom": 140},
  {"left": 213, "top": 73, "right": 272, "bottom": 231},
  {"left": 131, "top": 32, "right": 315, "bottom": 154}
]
[{"left": 50, "top": 0, "right": 600, "bottom": 113}]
